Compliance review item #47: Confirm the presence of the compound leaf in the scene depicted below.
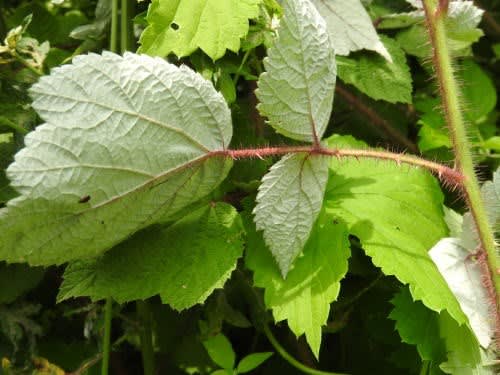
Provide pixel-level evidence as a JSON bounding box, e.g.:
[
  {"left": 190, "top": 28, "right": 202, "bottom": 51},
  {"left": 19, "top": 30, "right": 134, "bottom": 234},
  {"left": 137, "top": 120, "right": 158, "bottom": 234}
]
[
  {"left": 0, "top": 52, "right": 232, "bottom": 265},
  {"left": 246, "top": 205, "right": 350, "bottom": 358},
  {"left": 311, "top": 0, "right": 391, "bottom": 60},
  {"left": 253, "top": 153, "right": 329, "bottom": 276},
  {"left": 59, "top": 203, "right": 243, "bottom": 310},
  {"left": 256, "top": 0, "right": 336, "bottom": 142},
  {"left": 337, "top": 36, "right": 412, "bottom": 104},
  {"left": 139, "top": 0, "right": 261, "bottom": 60},
  {"left": 323, "top": 135, "right": 467, "bottom": 325}
]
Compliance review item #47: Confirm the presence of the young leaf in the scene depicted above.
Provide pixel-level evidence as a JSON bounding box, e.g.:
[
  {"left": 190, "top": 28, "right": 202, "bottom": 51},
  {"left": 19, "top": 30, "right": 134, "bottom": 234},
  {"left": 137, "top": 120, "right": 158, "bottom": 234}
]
[
  {"left": 311, "top": 0, "right": 391, "bottom": 60},
  {"left": 246, "top": 206, "right": 350, "bottom": 358},
  {"left": 0, "top": 52, "right": 233, "bottom": 265},
  {"left": 256, "top": 0, "right": 336, "bottom": 142},
  {"left": 58, "top": 203, "right": 243, "bottom": 310},
  {"left": 138, "top": 0, "right": 261, "bottom": 60},
  {"left": 203, "top": 333, "right": 236, "bottom": 370},
  {"left": 337, "top": 36, "right": 413, "bottom": 104},
  {"left": 253, "top": 154, "right": 329, "bottom": 276},
  {"left": 236, "top": 352, "right": 273, "bottom": 373},
  {"left": 323, "top": 135, "right": 467, "bottom": 325}
]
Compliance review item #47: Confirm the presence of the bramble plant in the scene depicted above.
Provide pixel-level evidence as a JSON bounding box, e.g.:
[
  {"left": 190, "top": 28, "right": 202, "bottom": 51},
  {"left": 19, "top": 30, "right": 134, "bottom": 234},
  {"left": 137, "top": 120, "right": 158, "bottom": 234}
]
[{"left": 0, "top": 0, "right": 498, "bottom": 374}]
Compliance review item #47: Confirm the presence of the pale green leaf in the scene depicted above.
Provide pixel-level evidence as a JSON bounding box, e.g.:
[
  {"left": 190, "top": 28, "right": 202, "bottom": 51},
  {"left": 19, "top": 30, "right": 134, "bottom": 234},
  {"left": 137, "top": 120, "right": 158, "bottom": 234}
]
[
  {"left": 58, "top": 203, "right": 243, "bottom": 309},
  {"left": 429, "top": 238, "right": 493, "bottom": 348},
  {"left": 138, "top": 0, "right": 261, "bottom": 60},
  {"left": 203, "top": 333, "right": 235, "bottom": 370},
  {"left": 256, "top": 0, "right": 336, "bottom": 142},
  {"left": 337, "top": 36, "right": 412, "bottom": 104},
  {"left": 245, "top": 206, "right": 350, "bottom": 358},
  {"left": 323, "top": 135, "right": 467, "bottom": 324},
  {"left": 0, "top": 52, "right": 232, "bottom": 265},
  {"left": 311, "top": 0, "right": 391, "bottom": 60},
  {"left": 236, "top": 352, "right": 273, "bottom": 373},
  {"left": 254, "top": 154, "right": 330, "bottom": 276}
]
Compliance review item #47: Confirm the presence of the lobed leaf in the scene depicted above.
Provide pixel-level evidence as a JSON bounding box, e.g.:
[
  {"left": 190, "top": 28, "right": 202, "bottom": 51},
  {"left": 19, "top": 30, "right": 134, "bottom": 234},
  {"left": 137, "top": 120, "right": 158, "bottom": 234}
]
[
  {"left": 246, "top": 205, "right": 350, "bottom": 358},
  {"left": 138, "top": 0, "right": 261, "bottom": 60},
  {"left": 253, "top": 153, "right": 329, "bottom": 276},
  {"left": 58, "top": 203, "right": 243, "bottom": 310},
  {"left": 0, "top": 52, "right": 233, "bottom": 265},
  {"left": 311, "top": 0, "right": 391, "bottom": 60},
  {"left": 256, "top": 0, "right": 336, "bottom": 142}
]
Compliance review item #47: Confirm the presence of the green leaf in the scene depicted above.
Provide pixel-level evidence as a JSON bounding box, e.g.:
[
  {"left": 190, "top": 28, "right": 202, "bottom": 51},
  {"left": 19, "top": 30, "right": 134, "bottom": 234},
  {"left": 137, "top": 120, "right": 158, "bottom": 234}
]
[
  {"left": 138, "top": 0, "right": 261, "bottom": 60},
  {"left": 0, "top": 263, "right": 45, "bottom": 304},
  {"left": 390, "top": 288, "right": 446, "bottom": 362},
  {"left": 58, "top": 203, "right": 243, "bottom": 309},
  {"left": 481, "top": 168, "right": 499, "bottom": 230},
  {"left": 438, "top": 313, "right": 492, "bottom": 375},
  {"left": 254, "top": 154, "right": 330, "bottom": 276},
  {"left": 396, "top": 1, "right": 484, "bottom": 58},
  {"left": 459, "top": 60, "right": 496, "bottom": 123},
  {"left": 337, "top": 36, "right": 412, "bottom": 104},
  {"left": 203, "top": 333, "right": 235, "bottom": 370},
  {"left": 236, "top": 352, "right": 273, "bottom": 373},
  {"left": 311, "top": 0, "right": 391, "bottom": 60},
  {"left": 256, "top": 0, "right": 336, "bottom": 142},
  {"left": 0, "top": 133, "right": 17, "bottom": 204},
  {"left": 245, "top": 206, "right": 350, "bottom": 358},
  {"left": 323, "top": 135, "right": 467, "bottom": 324},
  {"left": 0, "top": 52, "right": 233, "bottom": 265}
]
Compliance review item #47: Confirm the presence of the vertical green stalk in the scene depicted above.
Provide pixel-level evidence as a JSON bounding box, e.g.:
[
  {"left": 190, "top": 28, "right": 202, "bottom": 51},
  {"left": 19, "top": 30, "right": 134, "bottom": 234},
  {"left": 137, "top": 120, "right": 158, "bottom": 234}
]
[
  {"left": 120, "top": 0, "right": 128, "bottom": 53},
  {"left": 422, "top": 0, "right": 499, "bottom": 341},
  {"left": 101, "top": 298, "right": 113, "bottom": 375},
  {"left": 136, "top": 300, "right": 155, "bottom": 375},
  {"left": 110, "top": 0, "right": 119, "bottom": 53}
]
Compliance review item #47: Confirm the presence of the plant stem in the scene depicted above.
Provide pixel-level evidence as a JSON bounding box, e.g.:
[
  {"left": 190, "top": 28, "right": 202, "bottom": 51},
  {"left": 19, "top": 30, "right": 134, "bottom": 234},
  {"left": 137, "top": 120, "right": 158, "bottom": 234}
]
[
  {"left": 101, "top": 298, "right": 113, "bottom": 375},
  {"left": 120, "top": 0, "right": 135, "bottom": 52},
  {"left": 110, "top": 0, "right": 119, "bottom": 53},
  {"left": 335, "top": 84, "right": 418, "bottom": 153},
  {"left": 263, "top": 323, "right": 349, "bottom": 375},
  {"left": 211, "top": 146, "right": 464, "bottom": 189},
  {"left": 0, "top": 116, "right": 28, "bottom": 134},
  {"left": 422, "top": 0, "right": 499, "bottom": 345},
  {"left": 136, "top": 300, "right": 155, "bottom": 375}
]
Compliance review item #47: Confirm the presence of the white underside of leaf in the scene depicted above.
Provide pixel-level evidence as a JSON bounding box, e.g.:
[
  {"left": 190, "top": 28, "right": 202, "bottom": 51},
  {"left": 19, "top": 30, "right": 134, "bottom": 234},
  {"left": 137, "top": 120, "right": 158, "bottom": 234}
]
[
  {"left": 256, "top": 0, "right": 336, "bottom": 142},
  {"left": 0, "top": 52, "right": 232, "bottom": 265},
  {"left": 253, "top": 153, "right": 329, "bottom": 276},
  {"left": 311, "top": 0, "right": 391, "bottom": 61},
  {"left": 429, "top": 238, "right": 493, "bottom": 348}
]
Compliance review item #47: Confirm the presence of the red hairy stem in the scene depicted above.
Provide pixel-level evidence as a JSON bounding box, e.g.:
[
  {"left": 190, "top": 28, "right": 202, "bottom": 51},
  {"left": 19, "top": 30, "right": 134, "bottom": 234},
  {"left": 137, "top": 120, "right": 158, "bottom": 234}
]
[{"left": 210, "top": 146, "right": 464, "bottom": 190}]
